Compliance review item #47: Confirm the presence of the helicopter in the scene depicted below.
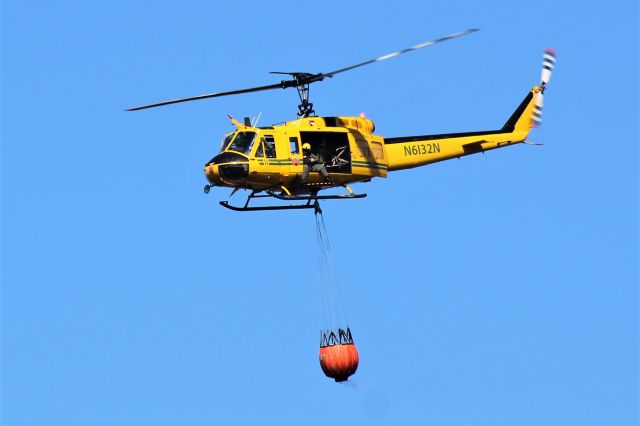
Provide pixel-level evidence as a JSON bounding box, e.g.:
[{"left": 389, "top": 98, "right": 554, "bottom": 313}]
[{"left": 128, "top": 29, "right": 556, "bottom": 212}]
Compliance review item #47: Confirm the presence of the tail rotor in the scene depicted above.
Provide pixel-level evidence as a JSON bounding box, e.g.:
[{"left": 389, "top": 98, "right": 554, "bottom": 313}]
[{"left": 532, "top": 48, "right": 557, "bottom": 126}]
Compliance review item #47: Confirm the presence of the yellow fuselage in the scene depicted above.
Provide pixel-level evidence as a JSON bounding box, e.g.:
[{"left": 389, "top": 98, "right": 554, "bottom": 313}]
[{"left": 205, "top": 87, "right": 538, "bottom": 193}]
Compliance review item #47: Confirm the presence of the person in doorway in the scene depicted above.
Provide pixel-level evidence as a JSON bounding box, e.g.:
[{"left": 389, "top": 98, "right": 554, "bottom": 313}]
[{"left": 301, "top": 143, "right": 332, "bottom": 183}]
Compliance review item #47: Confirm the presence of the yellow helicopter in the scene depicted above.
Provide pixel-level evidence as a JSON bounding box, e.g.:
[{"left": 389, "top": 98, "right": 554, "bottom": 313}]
[{"left": 128, "top": 30, "right": 556, "bottom": 212}]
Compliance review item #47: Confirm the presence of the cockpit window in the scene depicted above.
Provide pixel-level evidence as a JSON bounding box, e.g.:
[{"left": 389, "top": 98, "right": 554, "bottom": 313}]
[
  {"left": 227, "top": 132, "right": 257, "bottom": 155},
  {"left": 220, "top": 134, "right": 234, "bottom": 152}
]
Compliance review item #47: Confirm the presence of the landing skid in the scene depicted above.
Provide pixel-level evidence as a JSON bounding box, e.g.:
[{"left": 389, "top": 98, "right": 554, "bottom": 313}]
[
  {"left": 218, "top": 185, "right": 366, "bottom": 212},
  {"left": 219, "top": 201, "right": 318, "bottom": 212}
]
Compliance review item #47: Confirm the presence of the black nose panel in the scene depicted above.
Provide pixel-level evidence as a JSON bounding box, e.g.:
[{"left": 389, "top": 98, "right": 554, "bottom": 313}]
[{"left": 218, "top": 163, "right": 249, "bottom": 182}]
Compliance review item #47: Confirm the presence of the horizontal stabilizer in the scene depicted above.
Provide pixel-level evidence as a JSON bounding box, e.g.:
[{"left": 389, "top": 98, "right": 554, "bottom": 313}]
[{"left": 461, "top": 140, "right": 486, "bottom": 154}]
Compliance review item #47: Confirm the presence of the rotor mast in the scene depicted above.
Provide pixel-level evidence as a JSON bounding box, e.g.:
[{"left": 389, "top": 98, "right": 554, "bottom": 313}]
[
  {"left": 270, "top": 72, "right": 323, "bottom": 117},
  {"left": 297, "top": 78, "right": 314, "bottom": 117}
]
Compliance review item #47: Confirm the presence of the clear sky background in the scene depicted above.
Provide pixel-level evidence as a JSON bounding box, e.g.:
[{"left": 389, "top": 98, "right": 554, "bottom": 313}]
[{"left": 2, "top": 0, "right": 638, "bottom": 425}]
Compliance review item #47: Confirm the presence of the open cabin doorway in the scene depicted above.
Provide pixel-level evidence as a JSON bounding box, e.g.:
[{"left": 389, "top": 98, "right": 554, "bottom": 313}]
[{"left": 299, "top": 131, "right": 352, "bottom": 175}]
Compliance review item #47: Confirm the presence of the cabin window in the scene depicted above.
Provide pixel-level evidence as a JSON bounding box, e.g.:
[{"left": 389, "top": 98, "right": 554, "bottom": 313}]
[
  {"left": 371, "top": 142, "right": 384, "bottom": 160},
  {"left": 264, "top": 135, "right": 277, "bottom": 158},
  {"left": 255, "top": 140, "right": 264, "bottom": 157},
  {"left": 289, "top": 137, "right": 299, "bottom": 155}
]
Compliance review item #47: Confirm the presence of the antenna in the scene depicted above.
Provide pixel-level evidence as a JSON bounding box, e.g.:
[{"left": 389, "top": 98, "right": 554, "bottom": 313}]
[{"left": 251, "top": 112, "right": 262, "bottom": 127}]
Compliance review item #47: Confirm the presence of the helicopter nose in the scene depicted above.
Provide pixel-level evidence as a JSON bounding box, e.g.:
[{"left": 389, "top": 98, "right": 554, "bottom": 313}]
[
  {"left": 204, "top": 162, "right": 249, "bottom": 185},
  {"left": 205, "top": 152, "right": 250, "bottom": 185}
]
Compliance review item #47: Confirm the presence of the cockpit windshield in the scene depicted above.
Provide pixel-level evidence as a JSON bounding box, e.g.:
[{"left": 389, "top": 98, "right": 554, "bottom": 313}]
[
  {"left": 227, "top": 132, "right": 257, "bottom": 155},
  {"left": 220, "top": 134, "right": 234, "bottom": 152}
]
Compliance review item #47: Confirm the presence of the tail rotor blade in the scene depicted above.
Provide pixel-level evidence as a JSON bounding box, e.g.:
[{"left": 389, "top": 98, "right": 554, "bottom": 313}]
[
  {"left": 535, "top": 90, "right": 544, "bottom": 110},
  {"left": 534, "top": 48, "right": 556, "bottom": 126},
  {"left": 532, "top": 91, "right": 544, "bottom": 126},
  {"left": 541, "top": 48, "right": 557, "bottom": 85}
]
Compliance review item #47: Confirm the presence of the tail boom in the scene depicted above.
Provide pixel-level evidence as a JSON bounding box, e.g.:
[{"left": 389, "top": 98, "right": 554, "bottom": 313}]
[{"left": 384, "top": 89, "right": 537, "bottom": 171}]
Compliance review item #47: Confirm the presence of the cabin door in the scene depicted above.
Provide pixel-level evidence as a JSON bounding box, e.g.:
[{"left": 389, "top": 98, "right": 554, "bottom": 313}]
[
  {"left": 252, "top": 134, "right": 283, "bottom": 183},
  {"left": 287, "top": 135, "right": 304, "bottom": 177}
]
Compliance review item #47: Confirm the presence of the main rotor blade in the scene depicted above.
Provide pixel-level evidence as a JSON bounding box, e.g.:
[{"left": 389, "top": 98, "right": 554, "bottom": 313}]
[
  {"left": 127, "top": 29, "right": 478, "bottom": 111},
  {"left": 126, "top": 82, "right": 285, "bottom": 111},
  {"left": 316, "top": 28, "right": 479, "bottom": 80}
]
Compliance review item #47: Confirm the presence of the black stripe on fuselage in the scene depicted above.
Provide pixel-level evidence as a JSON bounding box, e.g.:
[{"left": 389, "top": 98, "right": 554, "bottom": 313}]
[{"left": 384, "top": 91, "right": 533, "bottom": 144}]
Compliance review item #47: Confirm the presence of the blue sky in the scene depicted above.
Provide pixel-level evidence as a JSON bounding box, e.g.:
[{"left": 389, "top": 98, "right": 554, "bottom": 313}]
[{"left": 2, "top": 1, "right": 638, "bottom": 425}]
